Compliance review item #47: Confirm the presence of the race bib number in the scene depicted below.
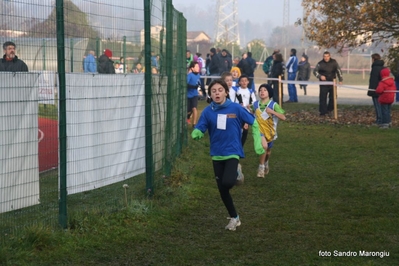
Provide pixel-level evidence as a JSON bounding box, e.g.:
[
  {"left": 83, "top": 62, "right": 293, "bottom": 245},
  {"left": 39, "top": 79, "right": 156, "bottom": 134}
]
[{"left": 217, "top": 114, "right": 227, "bottom": 130}]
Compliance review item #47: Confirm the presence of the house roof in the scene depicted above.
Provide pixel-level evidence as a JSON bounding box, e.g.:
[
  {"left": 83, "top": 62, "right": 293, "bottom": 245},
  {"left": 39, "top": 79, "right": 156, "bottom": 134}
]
[{"left": 187, "top": 31, "right": 211, "bottom": 40}]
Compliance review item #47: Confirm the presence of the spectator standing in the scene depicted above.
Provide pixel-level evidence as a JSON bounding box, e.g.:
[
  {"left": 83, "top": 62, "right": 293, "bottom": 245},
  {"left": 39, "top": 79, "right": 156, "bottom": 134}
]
[
  {"left": 132, "top": 63, "right": 143, "bottom": 73},
  {"left": 368, "top": 53, "right": 384, "bottom": 126},
  {"left": 246, "top": 52, "right": 257, "bottom": 90},
  {"left": 208, "top": 48, "right": 224, "bottom": 77},
  {"left": 237, "top": 53, "right": 252, "bottom": 79},
  {"left": 196, "top": 52, "right": 207, "bottom": 98},
  {"left": 232, "top": 56, "right": 240, "bottom": 67},
  {"left": 118, "top": 57, "right": 128, "bottom": 73},
  {"left": 151, "top": 51, "right": 158, "bottom": 69},
  {"left": 114, "top": 60, "right": 122, "bottom": 73},
  {"left": 270, "top": 53, "right": 285, "bottom": 104},
  {"left": 313, "top": 51, "right": 343, "bottom": 116},
  {"left": 297, "top": 54, "right": 311, "bottom": 95},
  {"left": 83, "top": 50, "right": 97, "bottom": 73},
  {"left": 0, "top": 41, "right": 28, "bottom": 72},
  {"left": 376, "top": 68, "right": 395, "bottom": 129},
  {"left": 186, "top": 50, "right": 193, "bottom": 68},
  {"left": 98, "top": 49, "right": 115, "bottom": 74},
  {"left": 220, "top": 49, "right": 232, "bottom": 73},
  {"left": 263, "top": 49, "right": 280, "bottom": 78},
  {"left": 285, "top": 48, "right": 299, "bottom": 103}
]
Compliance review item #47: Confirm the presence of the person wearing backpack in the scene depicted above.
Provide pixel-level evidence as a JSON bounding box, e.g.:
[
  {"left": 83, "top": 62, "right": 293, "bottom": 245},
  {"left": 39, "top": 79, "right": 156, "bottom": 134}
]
[
  {"left": 263, "top": 49, "right": 280, "bottom": 79},
  {"left": 270, "top": 53, "right": 285, "bottom": 104}
]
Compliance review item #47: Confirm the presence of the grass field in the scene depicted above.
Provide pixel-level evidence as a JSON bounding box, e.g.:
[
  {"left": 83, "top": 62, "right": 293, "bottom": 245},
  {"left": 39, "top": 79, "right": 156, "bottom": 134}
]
[
  {"left": 254, "top": 68, "right": 370, "bottom": 86},
  {"left": 1, "top": 101, "right": 398, "bottom": 265}
]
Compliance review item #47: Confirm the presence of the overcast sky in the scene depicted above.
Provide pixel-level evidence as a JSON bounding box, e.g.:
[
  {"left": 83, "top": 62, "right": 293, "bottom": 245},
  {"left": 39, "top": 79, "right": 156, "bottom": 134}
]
[{"left": 172, "top": 0, "right": 304, "bottom": 28}]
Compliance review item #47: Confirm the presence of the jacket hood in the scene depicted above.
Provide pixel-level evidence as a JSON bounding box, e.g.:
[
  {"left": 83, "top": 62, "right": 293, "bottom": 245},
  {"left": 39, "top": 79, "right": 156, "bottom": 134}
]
[
  {"left": 380, "top": 68, "right": 391, "bottom": 79},
  {"left": 372, "top": 59, "right": 384, "bottom": 67}
]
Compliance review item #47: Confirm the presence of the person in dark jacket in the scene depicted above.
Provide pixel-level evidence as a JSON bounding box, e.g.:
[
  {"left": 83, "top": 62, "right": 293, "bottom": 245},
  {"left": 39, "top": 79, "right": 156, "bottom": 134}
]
[
  {"left": 270, "top": 53, "right": 285, "bottom": 105},
  {"left": 237, "top": 53, "right": 251, "bottom": 77},
  {"left": 220, "top": 49, "right": 232, "bottom": 73},
  {"left": 368, "top": 53, "right": 384, "bottom": 126},
  {"left": 98, "top": 49, "right": 115, "bottom": 74},
  {"left": 297, "top": 54, "right": 311, "bottom": 95},
  {"left": 208, "top": 47, "right": 224, "bottom": 77},
  {"left": 313, "top": 51, "right": 343, "bottom": 116},
  {"left": 0, "top": 41, "right": 28, "bottom": 72},
  {"left": 246, "top": 52, "right": 257, "bottom": 90}
]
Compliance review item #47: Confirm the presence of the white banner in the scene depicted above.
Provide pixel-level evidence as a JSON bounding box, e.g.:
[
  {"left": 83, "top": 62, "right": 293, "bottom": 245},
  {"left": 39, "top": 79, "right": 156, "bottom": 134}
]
[
  {"left": 35, "top": 71, "right": 56, "bottom": 105},
  {"left": 65, "top": 73, "right": 146, "bottom": 195},
  {"left": 0, "top": 73, "right": 40, "bottom": 214}
]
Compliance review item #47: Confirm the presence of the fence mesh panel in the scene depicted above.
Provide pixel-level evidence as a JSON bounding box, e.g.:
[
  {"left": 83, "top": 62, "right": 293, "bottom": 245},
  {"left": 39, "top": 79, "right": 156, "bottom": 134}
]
[{"left": 0, "top": 0, "right": 187, "bottom": 242}]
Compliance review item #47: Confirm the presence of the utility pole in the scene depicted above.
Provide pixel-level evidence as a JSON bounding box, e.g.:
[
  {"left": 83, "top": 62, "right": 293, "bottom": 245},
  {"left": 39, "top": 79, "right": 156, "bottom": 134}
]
[
  {"left": 283, "top": 0, "right": 290, "bottom": 59},
  {"left": 214, "top": 0, "right": 240, "bottom": 47}
]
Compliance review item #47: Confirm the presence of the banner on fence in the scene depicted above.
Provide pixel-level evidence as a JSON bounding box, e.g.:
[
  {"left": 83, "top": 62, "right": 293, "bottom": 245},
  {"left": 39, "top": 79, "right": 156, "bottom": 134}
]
[
  {"left": 36, "top": 71, "right": 57, "bottom": 105},
  {"left": 65, "top": 74, "right": 146, "bottom": 195},
  {"left": 0, "top": 73, "right": 40, "bottom": 214}
]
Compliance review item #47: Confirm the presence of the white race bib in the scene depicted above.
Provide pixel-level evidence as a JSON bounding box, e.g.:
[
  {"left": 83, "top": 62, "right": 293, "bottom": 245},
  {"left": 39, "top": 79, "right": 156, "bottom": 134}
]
[{"left": 217, "top": 114, "right": 227, "bottom": 130}]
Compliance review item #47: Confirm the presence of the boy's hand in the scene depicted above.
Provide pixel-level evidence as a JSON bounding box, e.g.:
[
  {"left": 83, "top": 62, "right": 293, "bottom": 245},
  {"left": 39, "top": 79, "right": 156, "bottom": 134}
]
[{"left": 243, "top": 123, "right": 249, "bottom": 130}]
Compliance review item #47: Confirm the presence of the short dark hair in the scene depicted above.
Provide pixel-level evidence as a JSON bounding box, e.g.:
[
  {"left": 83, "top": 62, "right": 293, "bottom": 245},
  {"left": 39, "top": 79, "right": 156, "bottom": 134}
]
[
  {"left": 238, "top": 74, "right": 249, "bottom": 82},
  {"left": 3, "top": 41, "right": 16, "bottom": 50},
  {"left": 274, "top": 53, "right": 283, "bottom": 62},
  {"left": 371, "top": 53, "right": 381, "bottom": 61},
  {"left": 188, "top": 61, "right": 198, "bottom": 69},
  {"left": 247, "top": 52, "right": 252, "bottom": 57},
  {"left": 323, "top": 51, "right": 331, "bottom": 56}
]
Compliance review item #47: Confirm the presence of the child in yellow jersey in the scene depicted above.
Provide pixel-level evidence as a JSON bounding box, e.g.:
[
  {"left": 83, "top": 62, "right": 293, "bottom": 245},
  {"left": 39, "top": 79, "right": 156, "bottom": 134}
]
[{"left": 250, "top": 83, "right": 286, "bottom": 178}]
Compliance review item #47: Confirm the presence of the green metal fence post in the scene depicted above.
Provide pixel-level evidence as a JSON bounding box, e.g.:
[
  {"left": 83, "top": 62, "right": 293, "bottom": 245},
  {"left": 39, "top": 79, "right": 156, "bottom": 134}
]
[
  {"left": 123, "top": 36, "right": 126, "bottom": 73},
  {"left": 42, "top": 39, "right": 46, "bottom": 71},
  {"left": 70, "top": 38, "right": 74, "bottom": 72},
  {"left": 164, "top": 0, "right": 173, "bottom": 176},
  {"left": 56, "top": 0, "right": 68, "bottom": 229},
  {"left": 96, "top": 37, "right": 100, "bottom": 66},
  {"left": 144, "top": 0, "right": 154, "bottom": 196},
  {"left": 177, "top": 14, "right": 187, "bottom": 152}
]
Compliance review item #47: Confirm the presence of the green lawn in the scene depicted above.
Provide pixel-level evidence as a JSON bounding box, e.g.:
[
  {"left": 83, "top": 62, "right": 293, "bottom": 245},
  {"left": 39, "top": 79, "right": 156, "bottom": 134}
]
[
  {"left": 1, "top": 102, "right": 398, "bottom": 266},
  {"left": 254, "top": 69, "right": 369, "bottom": 86}
]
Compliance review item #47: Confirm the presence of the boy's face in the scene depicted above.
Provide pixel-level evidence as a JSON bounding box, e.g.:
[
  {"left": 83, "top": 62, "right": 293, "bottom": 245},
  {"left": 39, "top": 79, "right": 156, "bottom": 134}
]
[
  {"left": 210, "top": 83, "right": 227, "bottom": 104},
  {"left": 239, "top": 77, "right": 249, "bottom": 88},
  {"left": 224, "top": 76, "right": 233, "bottom": 88},
  {"left": 191, "top": 63, "right": 199, "bottom": 73},
  {"left": 258, "top": 87, "right": 269, "bottom": 99}
]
